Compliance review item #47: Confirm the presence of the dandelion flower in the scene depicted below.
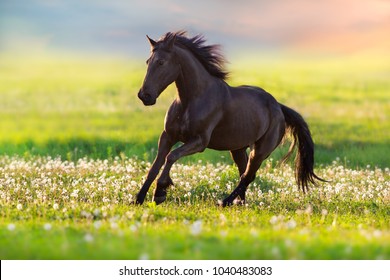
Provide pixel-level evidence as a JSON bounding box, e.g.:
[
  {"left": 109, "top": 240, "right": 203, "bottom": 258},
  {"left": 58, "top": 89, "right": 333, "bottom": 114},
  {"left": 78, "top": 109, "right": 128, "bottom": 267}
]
[
  {"left": 219, "top": 230, "right": 228, "bottom": 237},
  {"left": 93, "top": 221, "right": 102, "bottom": 229},
  {"left": 84, "top": 233, "right": 94, "bottom": 243},
  {"left": 190, "top": 220, "right": 202, "bottom": 236},
  {"left": 43, "top": 223, "right": 52, "bottom": 231},
  {"left": 250, "top": 228, "right": 258, "bottom": 237},
  {"left": 373, "top": 230, "right": 382, "bottom": 238},
  {"left": 269, "top": 216, "right": 278, "bottom": 225},
  {"left": 305, "top": 204, "right": 313, "bottom": 215},
  {"left": 93, "top": 209, "right": 101, "bottom": 217},
  {"left": 110, "top": 222, "right": 118, "bottom": 230},
  {"left": 219, "top": 214, "right": 227, "bottom": 225},
  {"left": 286, "top": 219, "right": 297, "bottom": 229},
  {"left": 139, "top": 253, "right": 149, "bottom": 260},
  {"left": 7, "top": 223, "right": 16, "bottom": 231}
]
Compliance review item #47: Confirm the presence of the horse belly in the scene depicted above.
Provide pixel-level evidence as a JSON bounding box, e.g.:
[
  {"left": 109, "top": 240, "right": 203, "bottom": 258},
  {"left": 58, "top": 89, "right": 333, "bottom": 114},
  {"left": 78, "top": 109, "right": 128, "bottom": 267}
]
[
  {"left": 207, "top": 93, "right": 273, "bottom": 151},
  {"left": 207, "top": 119, "right": 265, "bottom": 151}
]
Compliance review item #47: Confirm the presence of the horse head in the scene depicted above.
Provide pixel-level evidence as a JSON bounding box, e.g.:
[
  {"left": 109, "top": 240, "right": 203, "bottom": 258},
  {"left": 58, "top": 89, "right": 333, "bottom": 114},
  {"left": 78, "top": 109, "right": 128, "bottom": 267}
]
[{"left": 138, "top": 34, "right": 180, "bottom": 106}]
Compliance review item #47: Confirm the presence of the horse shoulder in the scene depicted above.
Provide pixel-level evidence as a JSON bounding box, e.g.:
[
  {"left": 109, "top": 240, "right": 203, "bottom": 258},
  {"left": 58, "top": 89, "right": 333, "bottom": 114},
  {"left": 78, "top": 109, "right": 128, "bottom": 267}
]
[{"left": 164, "top": 99, "right": 183, "bottom": 139}]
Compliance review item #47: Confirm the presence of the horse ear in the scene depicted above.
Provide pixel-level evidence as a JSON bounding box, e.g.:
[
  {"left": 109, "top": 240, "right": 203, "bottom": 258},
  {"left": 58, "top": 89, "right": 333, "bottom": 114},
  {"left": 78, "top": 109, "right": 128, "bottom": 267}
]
[
  {"left": 167, "top": 34, "right": 176, "bottom": 50},
  {"left": 146, "top": 35, "right": 157, "bottom": 47}
]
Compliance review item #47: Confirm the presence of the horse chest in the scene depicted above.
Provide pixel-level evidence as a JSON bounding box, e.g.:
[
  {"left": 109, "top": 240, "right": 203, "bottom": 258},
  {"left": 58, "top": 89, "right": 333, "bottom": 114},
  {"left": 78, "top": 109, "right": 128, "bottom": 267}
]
[{"left": 165, "top": 109, "right": 192, "bottom": 142}]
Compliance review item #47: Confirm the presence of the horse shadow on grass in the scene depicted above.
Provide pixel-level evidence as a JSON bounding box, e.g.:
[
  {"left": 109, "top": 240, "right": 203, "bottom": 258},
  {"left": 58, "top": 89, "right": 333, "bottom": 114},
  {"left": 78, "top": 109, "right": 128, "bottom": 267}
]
[{"left": 0, "top": 137, "right": 160, "bottom": 161}]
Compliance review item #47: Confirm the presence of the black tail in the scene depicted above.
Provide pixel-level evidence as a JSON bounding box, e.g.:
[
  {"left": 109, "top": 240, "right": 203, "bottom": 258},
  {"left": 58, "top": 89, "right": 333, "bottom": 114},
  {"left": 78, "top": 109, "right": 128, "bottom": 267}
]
[{"left": 280, "top": 104, "right": 326, "bottom": 192}]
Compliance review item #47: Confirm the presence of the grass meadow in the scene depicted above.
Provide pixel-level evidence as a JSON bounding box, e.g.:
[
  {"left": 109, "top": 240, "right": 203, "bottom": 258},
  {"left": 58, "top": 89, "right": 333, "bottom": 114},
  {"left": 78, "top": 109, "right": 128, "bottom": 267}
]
[{"left": 0, "top": 52, "right": 389, "bottom": 259}]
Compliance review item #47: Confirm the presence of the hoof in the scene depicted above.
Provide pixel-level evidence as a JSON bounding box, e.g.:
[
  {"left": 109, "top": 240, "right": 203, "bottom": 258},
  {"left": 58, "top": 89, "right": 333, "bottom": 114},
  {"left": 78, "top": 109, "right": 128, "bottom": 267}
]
[
  {"left": 152, "top": 195, "right": 166, "bottom": 205},
  {"left": 233, "top": 198, "right": 246, "bottom": 206},
  {"left": 217, "top": 199, "right": 232, "bottom": 207},
  {"left": 130, "top": 199, "right": 143, "bottom": 206}
]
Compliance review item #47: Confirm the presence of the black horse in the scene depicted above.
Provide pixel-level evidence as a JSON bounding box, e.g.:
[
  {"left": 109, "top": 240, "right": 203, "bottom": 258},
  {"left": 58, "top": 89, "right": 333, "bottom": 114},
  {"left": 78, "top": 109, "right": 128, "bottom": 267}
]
[{"left": 136, "top": 31, "right": 324, "bottom": 206}]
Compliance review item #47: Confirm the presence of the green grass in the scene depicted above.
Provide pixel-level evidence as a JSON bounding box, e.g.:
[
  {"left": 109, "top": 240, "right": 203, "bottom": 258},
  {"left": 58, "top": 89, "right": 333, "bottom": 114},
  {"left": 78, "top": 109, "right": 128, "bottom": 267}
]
[
  {"left": 0, "top": 157, "right": 389, "bottom": 259},
  {"left": 2, "top": 210, "right": 389, "bottom": 260},
  {"left": 0, "top": 52, "right": 389, "bottom": 260}
]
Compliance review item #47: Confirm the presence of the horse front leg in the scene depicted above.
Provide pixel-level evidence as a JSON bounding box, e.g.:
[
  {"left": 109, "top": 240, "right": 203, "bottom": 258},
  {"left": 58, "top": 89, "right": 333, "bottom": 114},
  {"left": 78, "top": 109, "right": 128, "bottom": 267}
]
[
  {"left": 135, "top": 131, "right": 174, "bottom": 205},
  {"left": 153, "top": 135, "right": 208, "bottom": 205}
]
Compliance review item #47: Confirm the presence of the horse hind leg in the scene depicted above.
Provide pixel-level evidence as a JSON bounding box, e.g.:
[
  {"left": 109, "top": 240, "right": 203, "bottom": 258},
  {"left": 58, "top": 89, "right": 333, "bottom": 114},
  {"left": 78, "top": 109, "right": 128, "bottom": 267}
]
[
  {"left": 221, "top": 123, "right": 284, "bottom": 207},
  {"left": 220, "top": 148, "right": 265, "bottom": 207},
  {"left": 230, "top": 148, "right": 248, "bottom": 204}
]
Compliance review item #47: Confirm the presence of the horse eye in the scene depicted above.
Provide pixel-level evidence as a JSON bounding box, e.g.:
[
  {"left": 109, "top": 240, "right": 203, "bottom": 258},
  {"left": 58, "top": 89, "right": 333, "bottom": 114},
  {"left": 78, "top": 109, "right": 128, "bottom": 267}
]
[{"left": 158, "top": 60, "right": 164, "bottom": 66}]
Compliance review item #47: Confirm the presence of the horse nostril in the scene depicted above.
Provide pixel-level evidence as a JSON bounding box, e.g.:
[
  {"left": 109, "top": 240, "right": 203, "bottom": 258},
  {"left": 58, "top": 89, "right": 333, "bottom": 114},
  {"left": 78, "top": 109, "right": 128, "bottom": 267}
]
[
  {"left": 138, "top": 90, "right": 150, "bottom": 102},
  {"left": 138, "top": 90, "right": 156, "bottom": 105},
  {"left": 144, "top": 93, "right": 151, "bottom": 101}
]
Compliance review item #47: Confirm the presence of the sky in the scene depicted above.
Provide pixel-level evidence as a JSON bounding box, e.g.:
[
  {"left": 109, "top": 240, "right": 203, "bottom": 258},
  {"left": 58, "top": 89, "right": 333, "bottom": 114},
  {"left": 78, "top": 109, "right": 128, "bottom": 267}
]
[{"left": 1, "top": 0, "right": 389, "bottom": 57}]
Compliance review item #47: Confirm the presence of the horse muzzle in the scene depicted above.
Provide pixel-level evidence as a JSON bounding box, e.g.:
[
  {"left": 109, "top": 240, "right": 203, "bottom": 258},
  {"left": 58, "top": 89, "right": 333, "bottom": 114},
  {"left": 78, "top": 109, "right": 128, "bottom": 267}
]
[{"left": 138, "top": 89, "right": 156, "bottom": 106}]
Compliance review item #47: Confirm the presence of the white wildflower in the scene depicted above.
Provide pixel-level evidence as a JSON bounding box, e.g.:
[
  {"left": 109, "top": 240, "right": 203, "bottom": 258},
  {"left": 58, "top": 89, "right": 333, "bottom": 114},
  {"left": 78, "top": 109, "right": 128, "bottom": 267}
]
[
  {"left": 373, "top": 230, "right": 382, "bottom": 238},
  {"left": 250, "top": 228, "right": 258, "bottom": 237},
  {"left": 269, "top": 216, "right": 278, "bottom": 225},
  {"left": 220, "top": 230, "right": 228, "bottom": 237},
  {"left": 219, "top": 214, "right": 227, "bottom": 225},
  {"left": 305, "top": 204, "right": 313, "bottom": 215},
  {"left": 190, "top": 220, "right": 202, "bottom": 236},
  {"left": 43, "top": 223, "right": 52, "bottom": 231},
  {"left": 139, "top": 253, "right": 149, "bottom": 260},
  {"left": 7, "top": 223, "right": 16, "bottom": 231},
  {"left": 94, "top": 221, "right": 102, "bottom": 229},
  {"left": 129, "top": 224, "right": 138, "bottom": 232},
  {"left": 84, "top": 233, "right": 94, "bottom": 243},
  {"left": 286, "top": 219, "right": 297, "bottom": 229}
]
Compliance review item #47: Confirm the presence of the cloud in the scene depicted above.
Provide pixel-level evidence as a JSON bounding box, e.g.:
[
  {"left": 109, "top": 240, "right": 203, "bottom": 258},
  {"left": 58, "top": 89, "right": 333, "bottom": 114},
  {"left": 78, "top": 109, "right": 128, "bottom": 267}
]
[{"left": 1, "top": 0, "right": 389, "bottom": 55}]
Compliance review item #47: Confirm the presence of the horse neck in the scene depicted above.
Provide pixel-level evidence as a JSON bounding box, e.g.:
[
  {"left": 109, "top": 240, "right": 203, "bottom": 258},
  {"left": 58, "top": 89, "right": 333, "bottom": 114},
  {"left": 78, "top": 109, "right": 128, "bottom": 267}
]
[{"left": 174, "top": 47, "right": 215, "bottom": 104}]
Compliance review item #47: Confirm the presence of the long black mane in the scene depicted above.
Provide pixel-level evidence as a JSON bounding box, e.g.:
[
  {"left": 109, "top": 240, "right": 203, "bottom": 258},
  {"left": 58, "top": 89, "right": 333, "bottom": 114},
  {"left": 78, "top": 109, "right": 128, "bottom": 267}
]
[{"left": 159, "top": 31, "right": 229, "bottom": 80}]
